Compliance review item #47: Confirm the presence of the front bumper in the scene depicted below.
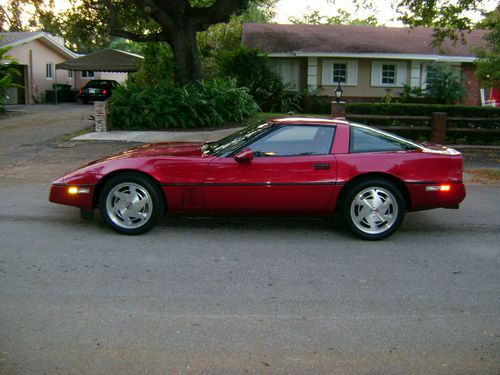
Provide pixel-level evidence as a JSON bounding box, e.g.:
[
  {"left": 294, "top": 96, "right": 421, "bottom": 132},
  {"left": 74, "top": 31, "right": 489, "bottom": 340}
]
[{"left": 49, "top": 184, "right": 95, "bottom": 209}]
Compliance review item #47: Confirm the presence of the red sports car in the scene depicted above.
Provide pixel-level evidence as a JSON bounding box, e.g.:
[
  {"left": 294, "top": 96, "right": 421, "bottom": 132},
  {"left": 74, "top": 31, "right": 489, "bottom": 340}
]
[{"left": 49, "top": 117, "right": 466, "bottom": 240}]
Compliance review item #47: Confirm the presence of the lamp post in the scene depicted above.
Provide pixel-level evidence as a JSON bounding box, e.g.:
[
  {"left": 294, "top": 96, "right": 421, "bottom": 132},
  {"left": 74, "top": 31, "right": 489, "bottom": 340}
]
[
  {"left": 335, "top": 80, "right": 343, "bottom": 104},
  {"left": 331, "top": 79, "right": 346, "bottom": 118}
]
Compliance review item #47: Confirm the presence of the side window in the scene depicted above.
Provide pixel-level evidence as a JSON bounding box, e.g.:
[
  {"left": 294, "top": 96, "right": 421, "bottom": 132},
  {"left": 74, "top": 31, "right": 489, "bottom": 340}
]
[
  {"left": 248, "top": 125, "right": 335, "bottom": 157},
  {"left": 350, "top": 127, "right": 415, "bottom": 153}
]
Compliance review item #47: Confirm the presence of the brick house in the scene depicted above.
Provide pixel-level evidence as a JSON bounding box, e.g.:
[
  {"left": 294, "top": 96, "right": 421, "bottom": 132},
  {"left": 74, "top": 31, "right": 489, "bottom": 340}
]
[{"left": 242, "top": 23, "right": 489, "bottom": 106}]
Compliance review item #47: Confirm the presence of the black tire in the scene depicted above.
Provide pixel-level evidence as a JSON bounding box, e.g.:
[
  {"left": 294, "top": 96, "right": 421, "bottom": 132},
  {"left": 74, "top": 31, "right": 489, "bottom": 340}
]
[
  {"left": 81, "top": 99, "right": 89, "bottom": 104},
  {"left": 342, "top": 178, "right": 405, "bottom": 240},
  {"left": 99, "top": 173, "right": 164, "bottom": 235}
]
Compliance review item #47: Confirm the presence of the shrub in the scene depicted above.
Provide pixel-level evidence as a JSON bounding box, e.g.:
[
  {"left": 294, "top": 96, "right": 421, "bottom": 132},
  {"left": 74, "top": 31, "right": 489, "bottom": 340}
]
[
  {"left": 0, "top": 43, "right": 22, "bottom": 111},
  {"left": 426, "top": 63, "right": 465, "bottom": 104},
  {"left": 218, "top": 46, "right": 302, "bottom": 112},
  {"left": 108, "top": 78, "right": 258, "bottom": 130}
]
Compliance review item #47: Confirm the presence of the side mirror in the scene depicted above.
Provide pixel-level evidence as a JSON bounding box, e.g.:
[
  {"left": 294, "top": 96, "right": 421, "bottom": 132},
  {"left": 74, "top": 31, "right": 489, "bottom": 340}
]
[{"left": 234, "top": 148, "right": 254, "bottom": 163}]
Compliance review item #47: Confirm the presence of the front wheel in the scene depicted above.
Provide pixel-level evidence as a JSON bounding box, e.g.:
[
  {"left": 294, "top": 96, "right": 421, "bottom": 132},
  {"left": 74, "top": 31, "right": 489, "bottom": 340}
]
[
  {"left": 342, "top": 179, "right": 405, "bottom": 240},
  {"left": 99, "top": 173, "right": 164, "bottom": 235}
]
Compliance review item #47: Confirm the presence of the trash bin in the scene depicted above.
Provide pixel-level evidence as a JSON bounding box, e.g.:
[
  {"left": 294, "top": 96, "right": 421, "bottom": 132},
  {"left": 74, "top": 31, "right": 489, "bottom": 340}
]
[{"left": 52, "top": 83, "right": 72, "bottom": 102}]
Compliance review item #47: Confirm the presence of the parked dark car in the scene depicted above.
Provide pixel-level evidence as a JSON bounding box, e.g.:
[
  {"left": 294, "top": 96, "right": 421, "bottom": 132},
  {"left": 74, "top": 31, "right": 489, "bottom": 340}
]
[{"left": 78, "top": 80, "right": 120, "bottom": 104}]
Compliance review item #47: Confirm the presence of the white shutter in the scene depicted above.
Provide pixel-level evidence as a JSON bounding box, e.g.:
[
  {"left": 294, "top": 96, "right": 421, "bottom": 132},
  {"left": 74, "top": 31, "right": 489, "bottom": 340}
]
[
  {"left": 347, "top": 60, "right": 358, "bottom": 86},
  {"left": 371, "top": 61, "right": 382, "bottom": 86},
  {"left": 272, "top": 60, "right": 300, "bottom": 90},
  {"left": 322, "top": 60, "right": 333, "bottom": 85},
  {"left": 396, "top": 62, "right": 407, "bottom": 86}
]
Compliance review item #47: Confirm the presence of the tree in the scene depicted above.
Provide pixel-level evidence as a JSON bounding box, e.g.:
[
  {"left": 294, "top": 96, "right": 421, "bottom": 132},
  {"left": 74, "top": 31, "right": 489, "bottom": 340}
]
[
  {"left": 1, "top": 0, "right": 275, "bottom": 85},
  {"left": 474, "top": 6, "right": 500, "bottom": 83},
  {"left": 396, "top": 0, "right": 493, "bottom": 45},
  {"left": 0, "top": 42, "right": 21, "bottom": 111},
  {"left": 289, "top": 8, "right": 378, "bottom": 26},
  {"left": 102, "top": 0, "right": 255, "bottom": 85},
  {"left": 426, "top": 63, "right": 465, "bottom": 104}
]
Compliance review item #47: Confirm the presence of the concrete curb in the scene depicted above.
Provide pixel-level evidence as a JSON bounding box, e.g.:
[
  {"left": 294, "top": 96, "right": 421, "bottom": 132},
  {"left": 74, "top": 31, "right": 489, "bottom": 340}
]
[{"left": 73, "top": 128, "right": 242, "bottom": 143}]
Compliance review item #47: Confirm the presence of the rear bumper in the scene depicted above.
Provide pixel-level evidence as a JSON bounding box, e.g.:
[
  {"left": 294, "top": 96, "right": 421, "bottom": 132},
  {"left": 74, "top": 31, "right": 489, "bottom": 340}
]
[{"left": 408, "top": 181, "right": 466, "bottom": 211}]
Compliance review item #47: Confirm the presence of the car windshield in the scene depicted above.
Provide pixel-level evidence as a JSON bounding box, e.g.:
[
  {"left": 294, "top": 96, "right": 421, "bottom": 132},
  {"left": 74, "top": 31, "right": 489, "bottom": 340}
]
[{"left": 202, "top": 122, "right": 275, "bottom": 156}]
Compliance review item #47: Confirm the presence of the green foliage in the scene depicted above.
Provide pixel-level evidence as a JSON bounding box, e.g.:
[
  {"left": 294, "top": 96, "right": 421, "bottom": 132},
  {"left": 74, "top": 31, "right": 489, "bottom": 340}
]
[
  {"left": 256, "top": 81, "right": 302, "bottom": 113},
  {"left": 289, "top": 8, "right": 378, "bottom": 26},
  {"left": 198, "top": 17, "right": 243, "bottom": 79},
  {"left": 397, "top": 0, "right": 488, "bottom": 45},
  {"left": 426, "top": 63, "right": 465, "bottom": 104},
  {"left": 133, "top": 42, "right": 176, "bottom": 86},
  {"left": 218, "top": 46, "right": 302, "bottom": 112},
  {"left": 398, "top": 84, "right": 426, "bottom": 103},
  {"left": 0, "top": 43, "right": 21, "bottom": 111},
  {"left": 108, "top": 79, "right": 259, "bottom": 130},
  {"left": 474, "top": 7, "right": 500, "bottom": 83}
]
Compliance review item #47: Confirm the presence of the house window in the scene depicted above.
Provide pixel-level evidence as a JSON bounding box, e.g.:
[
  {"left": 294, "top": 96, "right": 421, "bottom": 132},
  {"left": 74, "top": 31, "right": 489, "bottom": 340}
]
[
  {"left": 46, "top": 63, "right": 53, "bottom": 79},
  {"left": 270, "top": 60, "right": 300, "bottom": 90},
  {"left": 81, "top": 70, "right": 95, "bottom": 79},
  {"left": 381, "top": 64, "right": 396, "bottom": 84},
  {"left": 322, "top": 60, "right": 358, "bottom": 86},
  {"left": 68, "top": 70, "right": 73, "bottom": 78},
  {"left": 370, "top": 61, "right": 407, "bottom": 87},
  {"left": 333, "top": 63, "right": 347, "bottom": 83}
]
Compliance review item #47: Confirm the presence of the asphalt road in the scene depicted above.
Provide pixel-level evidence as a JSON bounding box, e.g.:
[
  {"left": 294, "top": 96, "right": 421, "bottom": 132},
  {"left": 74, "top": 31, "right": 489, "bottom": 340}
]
[{"left": 0, "top": 105, "right": 499, "bottom": 374}]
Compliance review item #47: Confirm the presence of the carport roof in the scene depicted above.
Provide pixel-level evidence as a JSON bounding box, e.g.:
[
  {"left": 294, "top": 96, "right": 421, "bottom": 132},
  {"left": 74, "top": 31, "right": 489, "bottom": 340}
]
[{"left": 56, "top": 48, "right": 143, "bottom": 72}]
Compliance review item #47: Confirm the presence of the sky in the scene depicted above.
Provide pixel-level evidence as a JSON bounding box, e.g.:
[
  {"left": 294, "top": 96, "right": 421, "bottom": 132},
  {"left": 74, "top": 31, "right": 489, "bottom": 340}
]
[{"left": 0, "top": 0, "right": 497, "bottom": 27}]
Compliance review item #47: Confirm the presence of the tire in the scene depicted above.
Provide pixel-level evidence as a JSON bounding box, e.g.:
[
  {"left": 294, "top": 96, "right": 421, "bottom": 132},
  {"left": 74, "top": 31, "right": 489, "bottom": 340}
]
[
  {"left": 342, "top": 178, "right": 405, "bottom": 240},
  {"left": 99, "top": 173, "right": 164, "bottom": 235},
  {"left": 81, "top": 99, "right": 89, "bottom": 105}
]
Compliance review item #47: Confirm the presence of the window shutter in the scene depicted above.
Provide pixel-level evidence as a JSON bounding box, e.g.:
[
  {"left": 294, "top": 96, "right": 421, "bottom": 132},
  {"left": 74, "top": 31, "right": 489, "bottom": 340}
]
[
  {"left": 371, "top": 62, "right": 382, "bottom": 86},
  {"left": 322, "top": 61, "right": 333, "bottom": 85},
  {"left": 396, "top": 62, "right": 407, "bottom": 86},
  {"left": 347, "top": 60, "right": 358, "bottom": 86}
]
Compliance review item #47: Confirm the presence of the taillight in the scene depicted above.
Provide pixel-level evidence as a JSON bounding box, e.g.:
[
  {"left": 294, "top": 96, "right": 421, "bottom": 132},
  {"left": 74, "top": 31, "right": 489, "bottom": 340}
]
[
  {"left": 102, "top": 89, "right": 108, "bottom": 95},
  {"left": 79, "top": 89, "right": 83, "bottom": 94}
]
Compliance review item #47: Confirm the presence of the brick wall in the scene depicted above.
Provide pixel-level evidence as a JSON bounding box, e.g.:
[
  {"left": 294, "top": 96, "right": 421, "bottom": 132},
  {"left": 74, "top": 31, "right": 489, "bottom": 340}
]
[{"left": 462, "top": 63, "right": 481, "bottom": 106}]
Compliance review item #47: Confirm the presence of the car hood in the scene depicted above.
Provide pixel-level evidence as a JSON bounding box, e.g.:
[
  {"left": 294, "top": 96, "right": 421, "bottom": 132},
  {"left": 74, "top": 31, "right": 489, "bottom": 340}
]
[{"left": 97, "top": 141, "right": 207, "bottom": 162}]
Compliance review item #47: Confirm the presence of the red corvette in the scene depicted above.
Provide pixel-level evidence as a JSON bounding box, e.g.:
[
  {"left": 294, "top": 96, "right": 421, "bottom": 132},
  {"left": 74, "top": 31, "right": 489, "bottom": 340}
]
[{"left": 49, "top": 117, "right": 465, "bottom": 240}]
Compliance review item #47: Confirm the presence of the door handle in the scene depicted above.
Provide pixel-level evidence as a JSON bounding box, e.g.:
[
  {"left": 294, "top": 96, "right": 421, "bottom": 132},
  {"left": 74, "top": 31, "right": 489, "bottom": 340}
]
[{"left": 314, "top": 163, "right": 330, "bottom": 170}]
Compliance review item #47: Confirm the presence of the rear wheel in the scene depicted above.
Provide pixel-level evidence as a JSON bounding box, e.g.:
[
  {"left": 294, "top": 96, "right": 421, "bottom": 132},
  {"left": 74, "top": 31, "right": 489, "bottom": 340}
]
[
  {"left": 342, "top": 178, "right": 405, "bottom": 240},
  {"left": 99, "top": 173, "right": 164, "bottom": 235}
]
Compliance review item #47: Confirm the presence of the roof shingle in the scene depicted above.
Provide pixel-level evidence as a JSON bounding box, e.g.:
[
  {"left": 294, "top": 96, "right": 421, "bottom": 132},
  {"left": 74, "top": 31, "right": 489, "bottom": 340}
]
[{"left": 242, "top": 23, "right": 488, "bottom": 57}]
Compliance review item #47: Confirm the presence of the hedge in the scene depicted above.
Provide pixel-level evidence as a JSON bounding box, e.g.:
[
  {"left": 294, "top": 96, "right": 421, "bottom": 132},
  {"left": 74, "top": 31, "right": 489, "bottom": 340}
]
[
  {"left": 108, "top": 78, "right": 259, "bottom": 130},
  {"left": 302, "top": 97, "right": 500, "bottom": 144}
]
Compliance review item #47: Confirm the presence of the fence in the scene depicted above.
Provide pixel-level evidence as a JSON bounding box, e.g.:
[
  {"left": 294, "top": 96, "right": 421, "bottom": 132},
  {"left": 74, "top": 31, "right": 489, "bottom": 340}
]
[{"left": 343, "top": 112, "right": 500, "bottom": 144}]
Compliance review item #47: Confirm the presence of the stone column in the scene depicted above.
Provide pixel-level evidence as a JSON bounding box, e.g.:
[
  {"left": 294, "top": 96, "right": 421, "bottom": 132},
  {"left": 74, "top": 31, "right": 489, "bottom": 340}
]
[
  {"left": 331, "top": 101, "right": 346, "bottom": 118},
  {"left": 431, "top": 112, "right": 448, "bottom": 144},
  {"left": 94, "top": 100, "right": 108, "bottom": 132}
]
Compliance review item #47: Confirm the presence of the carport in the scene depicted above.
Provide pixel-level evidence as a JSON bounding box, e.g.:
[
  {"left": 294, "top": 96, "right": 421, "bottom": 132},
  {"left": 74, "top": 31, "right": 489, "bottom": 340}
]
[
  {"left": 53, "top": 48, "right": 143, "bottom": 104},
  {"left": 56, "top": 48, "right": 143, "bottom": 73}
]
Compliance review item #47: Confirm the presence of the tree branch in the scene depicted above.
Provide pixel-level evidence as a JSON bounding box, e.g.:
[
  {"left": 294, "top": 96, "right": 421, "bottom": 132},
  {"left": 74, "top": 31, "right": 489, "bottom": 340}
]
[
  {"left": 190, "top": 0, "right": 250, "bottom": 31},
  {"left": 100, "top": 0, "right": 170, "bottom": 42}
]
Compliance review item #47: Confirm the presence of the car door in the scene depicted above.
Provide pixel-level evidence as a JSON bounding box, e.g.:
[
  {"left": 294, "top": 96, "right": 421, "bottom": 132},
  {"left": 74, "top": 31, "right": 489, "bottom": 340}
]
[{"left": 203, "top": 125, "right": 337, "bottom": 214}]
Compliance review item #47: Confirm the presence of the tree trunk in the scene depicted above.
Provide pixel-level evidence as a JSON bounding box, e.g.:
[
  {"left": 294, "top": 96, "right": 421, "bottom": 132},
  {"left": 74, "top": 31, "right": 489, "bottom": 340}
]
[{"left": 170, "top": 26, "right": 201, "bottom": 85}]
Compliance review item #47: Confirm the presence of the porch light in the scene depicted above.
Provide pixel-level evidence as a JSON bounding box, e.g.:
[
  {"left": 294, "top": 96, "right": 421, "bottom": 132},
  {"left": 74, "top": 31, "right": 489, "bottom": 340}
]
[{"left": 335, "top": 81, "right": 343, "bottom": 104}]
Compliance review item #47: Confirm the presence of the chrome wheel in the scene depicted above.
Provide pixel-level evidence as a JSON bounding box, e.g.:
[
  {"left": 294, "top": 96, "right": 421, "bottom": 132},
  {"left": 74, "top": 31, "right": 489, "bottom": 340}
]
[
  {"left": 106, "top": 182, "right": 153, "bottom": 229},
  {"left": 342, "top": 178, "right": 405, "bottom": 240},
  {"left": 100, "top": 173, "right": 164, "bottom": 235},
  {"left": 350, "top": 187, "right": 398, "bottom": 235}
]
